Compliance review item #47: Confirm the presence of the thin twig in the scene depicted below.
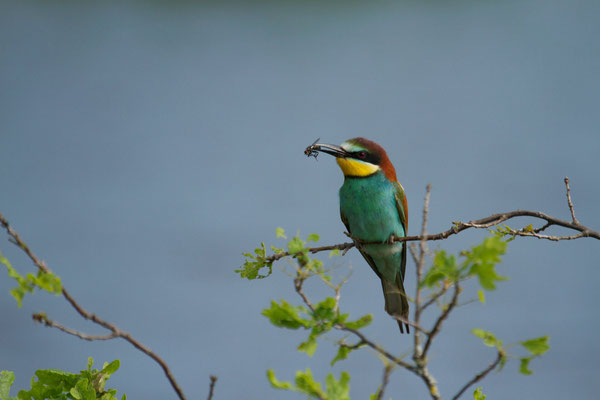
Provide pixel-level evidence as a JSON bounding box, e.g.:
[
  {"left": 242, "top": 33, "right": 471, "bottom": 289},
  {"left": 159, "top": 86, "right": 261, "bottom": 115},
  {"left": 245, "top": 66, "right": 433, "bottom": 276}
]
[
  {"left": 33, "top": 313, "right": 118, "bottom": 341},
  {"left": 414, "top": 184, "right": 432, "bottom": 358},
  {"left": 408, "top": 243, "right": 419, "bottom": 266},
  {"left": 421, "top": 284, "right": 450, "bottom": 312},
  {"left": 0, "top": 213, "right": 187, "bottom": 400},
  {"left": 374, "top": 364, "right": 393, "bottom": 400},
  {"left": 392, "top": 315, "right": 431, "bottom": 335},
  {"left": 451, "top": 350, "right": 504, "bottom": 400},
  {"left": 422, "top": 282, "right": 461, "bottom": 359},
  {"left": 334, "top": 324, "right": 416, "bottom": 371},
  {"left": 207, "top": 375, "right": 218, "bottom": 400},
  {"left": 564, "top": 177, "right": 579, "bottom": 225}
]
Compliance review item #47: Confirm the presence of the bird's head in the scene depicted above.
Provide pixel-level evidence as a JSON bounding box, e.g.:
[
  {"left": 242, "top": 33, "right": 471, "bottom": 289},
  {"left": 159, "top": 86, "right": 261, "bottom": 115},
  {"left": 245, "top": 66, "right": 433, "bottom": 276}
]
[{"left": 306, "top": 137, "right": 397, "bottom": 181}]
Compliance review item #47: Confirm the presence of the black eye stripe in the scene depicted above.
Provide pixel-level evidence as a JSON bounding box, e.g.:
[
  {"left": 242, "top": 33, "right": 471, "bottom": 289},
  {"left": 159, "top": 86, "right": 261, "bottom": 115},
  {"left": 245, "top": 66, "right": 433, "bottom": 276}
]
[{"left": 350, "top": 151, "right": 380, "bottom": 165}]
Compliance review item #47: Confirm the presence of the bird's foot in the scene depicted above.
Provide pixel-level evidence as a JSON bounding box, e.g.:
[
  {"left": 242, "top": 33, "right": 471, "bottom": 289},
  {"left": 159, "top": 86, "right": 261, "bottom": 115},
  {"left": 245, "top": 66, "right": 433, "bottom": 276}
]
[
  {"left": 344, "top": 231, "right": 362, "bottom": 253},
  {"left": 384, "top": 234, "right": 396, "bottom": 245}
]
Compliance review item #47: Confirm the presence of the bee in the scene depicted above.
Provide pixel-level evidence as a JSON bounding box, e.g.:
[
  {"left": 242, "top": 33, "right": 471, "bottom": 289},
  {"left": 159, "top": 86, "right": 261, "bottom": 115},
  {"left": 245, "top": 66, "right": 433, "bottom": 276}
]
[{"left": 304, "top": 137, "right": 320, "bottom": 160}]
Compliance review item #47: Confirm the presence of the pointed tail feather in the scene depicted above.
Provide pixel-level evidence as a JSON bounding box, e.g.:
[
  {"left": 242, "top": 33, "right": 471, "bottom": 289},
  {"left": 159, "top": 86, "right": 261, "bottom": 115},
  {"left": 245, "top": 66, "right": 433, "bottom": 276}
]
[{"left": 381, "top": 277, "right": 410, "bottom": 334}]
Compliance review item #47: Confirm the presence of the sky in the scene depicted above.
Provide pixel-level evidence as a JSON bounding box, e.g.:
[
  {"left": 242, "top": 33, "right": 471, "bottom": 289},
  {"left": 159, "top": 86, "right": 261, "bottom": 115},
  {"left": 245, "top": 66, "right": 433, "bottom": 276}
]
[{"left": 1, "top": 0, "right": 599, "bottom": 399}]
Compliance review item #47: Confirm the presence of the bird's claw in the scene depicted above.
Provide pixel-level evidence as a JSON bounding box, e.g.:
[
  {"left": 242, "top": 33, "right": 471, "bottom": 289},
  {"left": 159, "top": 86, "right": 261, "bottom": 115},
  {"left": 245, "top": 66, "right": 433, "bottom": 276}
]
[
  {"left": 384, "top": 234, "right": 396, "bottom": 245},
  {"left": 344, "top": 231, "right": 362, "bottom": 251}
]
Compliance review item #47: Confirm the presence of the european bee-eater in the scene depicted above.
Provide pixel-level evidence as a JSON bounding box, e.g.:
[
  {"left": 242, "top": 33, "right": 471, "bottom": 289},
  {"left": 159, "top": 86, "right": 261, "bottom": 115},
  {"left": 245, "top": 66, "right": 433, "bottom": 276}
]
[{"left": 306, "top": 137, "right": 409, "bottom": 333}]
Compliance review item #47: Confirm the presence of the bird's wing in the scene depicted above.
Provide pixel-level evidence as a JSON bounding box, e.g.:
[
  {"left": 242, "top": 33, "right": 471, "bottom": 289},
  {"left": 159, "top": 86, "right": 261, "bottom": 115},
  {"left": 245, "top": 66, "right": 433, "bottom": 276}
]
[
  {"left": 393, "top": 181, "right": 408, "bottom": 283},
  {"left": 340, "top": 210, "right": 384, "bottom": 281}
]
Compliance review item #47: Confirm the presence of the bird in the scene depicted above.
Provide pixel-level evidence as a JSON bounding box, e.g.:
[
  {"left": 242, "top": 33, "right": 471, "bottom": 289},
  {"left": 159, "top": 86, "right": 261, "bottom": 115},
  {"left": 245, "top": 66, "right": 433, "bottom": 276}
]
[{"left": 305, "top": 137, "right": 409, "bottom": 333}]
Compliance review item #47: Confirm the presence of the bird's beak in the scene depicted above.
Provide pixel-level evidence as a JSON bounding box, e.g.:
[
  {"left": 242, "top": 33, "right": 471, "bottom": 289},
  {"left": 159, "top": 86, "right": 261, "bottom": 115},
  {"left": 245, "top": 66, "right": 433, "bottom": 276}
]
[{"left": 305, "top": 141, "right": 349, "bottom": 158}]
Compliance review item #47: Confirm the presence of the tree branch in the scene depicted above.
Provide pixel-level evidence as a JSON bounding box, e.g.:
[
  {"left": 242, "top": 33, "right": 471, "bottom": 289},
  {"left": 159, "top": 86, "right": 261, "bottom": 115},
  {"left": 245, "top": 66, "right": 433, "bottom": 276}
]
[
  {"left": 264, "top": 179, "right": 597, "bottom": 264},
  {"left": 0, "top": 213, "right": 187, "bottom": 400},
  {"left": 564, "top": 177, "right": 579, "bottom": 225},
  {"left": 207, "top": 375, "right": 218, "bottom": 400},
  {"left": 32, "top": 313, "right": 118, "bottom": 341},
  {"left": 374, "top": 364, "right": 393, "bottom": 400},
  {"left": 414, "top": 184, "right": 432, "bottom": 357},
  {"left": 421, "top": 282, "right": 461, "bottom": 360},
  {"left": 451, "top": 350, "right": 504, "bottom": 400}
]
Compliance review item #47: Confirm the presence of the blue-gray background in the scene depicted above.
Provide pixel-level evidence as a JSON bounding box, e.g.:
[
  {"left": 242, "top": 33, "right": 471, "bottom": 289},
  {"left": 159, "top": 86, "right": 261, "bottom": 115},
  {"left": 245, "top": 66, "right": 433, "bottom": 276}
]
[{"left": 1, "top": 0, "right": 598, "bottom": 398}]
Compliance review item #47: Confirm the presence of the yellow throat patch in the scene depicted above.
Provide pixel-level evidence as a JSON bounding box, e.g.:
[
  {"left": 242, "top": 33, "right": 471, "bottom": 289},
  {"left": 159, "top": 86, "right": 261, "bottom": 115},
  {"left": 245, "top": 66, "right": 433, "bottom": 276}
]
[{"left": 336, "top": 157, "right": 379, "bottom": 177}]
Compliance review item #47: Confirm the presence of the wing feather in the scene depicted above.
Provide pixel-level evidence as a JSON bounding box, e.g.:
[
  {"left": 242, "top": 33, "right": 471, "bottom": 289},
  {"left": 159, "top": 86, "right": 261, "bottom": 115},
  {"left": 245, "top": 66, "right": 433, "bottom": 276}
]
[
  {"left": 393, "top": 182, "right": 408, "bottom": 282},
  {"left": 340, "top": 211, "right": 383, "bottom": 280}
]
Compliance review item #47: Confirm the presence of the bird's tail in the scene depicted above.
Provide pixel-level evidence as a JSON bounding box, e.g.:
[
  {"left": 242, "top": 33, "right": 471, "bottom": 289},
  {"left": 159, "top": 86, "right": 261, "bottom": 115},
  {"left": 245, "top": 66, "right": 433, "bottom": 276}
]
[{"left": 381, "top": 276, "right": 410, "bottom": 334}]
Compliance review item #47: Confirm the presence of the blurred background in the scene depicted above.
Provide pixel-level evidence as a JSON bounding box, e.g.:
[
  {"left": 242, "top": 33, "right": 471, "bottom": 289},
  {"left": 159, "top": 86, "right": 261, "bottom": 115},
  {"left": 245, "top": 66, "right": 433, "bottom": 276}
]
[{"left": 1, "top": 0, "right": 599, "bottom": 398}]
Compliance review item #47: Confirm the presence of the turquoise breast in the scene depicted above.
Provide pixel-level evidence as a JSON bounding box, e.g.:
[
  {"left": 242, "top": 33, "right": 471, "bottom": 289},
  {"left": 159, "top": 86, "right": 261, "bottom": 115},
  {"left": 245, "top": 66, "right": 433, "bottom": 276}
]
[{"left": 339, "top": 171, "right": 405, "bottom": 282}]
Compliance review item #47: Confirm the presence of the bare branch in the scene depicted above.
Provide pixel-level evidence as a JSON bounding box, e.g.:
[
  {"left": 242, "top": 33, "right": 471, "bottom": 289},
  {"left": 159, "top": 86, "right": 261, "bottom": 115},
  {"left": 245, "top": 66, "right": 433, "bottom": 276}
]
[
  {"left": 207, "top": 375, "right": 218, "bottom": 400},
  {"left": 564, "top": 177, "right": 579, "bottom": 225},
  {"left": 422, "top": 282, "right": 461, "bottom": 359},
  {"left": 421, "top": 284, "right": 450, "bottom": 312},
  {"left": 451, "top": 350, "right": 504, "bottom": 400},
  {"left": 374, "top": 364, "right": 393, "bottom": 400},
  {"left": 414, "top": 184, "right": 432, "bottom": 357},
  {"left": 416, "top": 366, "right": 441, "bottom": 400},
  {"left": 408, "top": 242, "right": 419, "bottom": 266},
  {"left": 392, "top": 315, "right": 431, "bottom": 335},
  {"left": 334, "top": 324, "right": 416, "bottom": 371},
  {"left": 0, "top": 213, "right": 187, "bottom": 400},
  {"left": 33, "top": 313, "right": 118, "bottom": 341}
]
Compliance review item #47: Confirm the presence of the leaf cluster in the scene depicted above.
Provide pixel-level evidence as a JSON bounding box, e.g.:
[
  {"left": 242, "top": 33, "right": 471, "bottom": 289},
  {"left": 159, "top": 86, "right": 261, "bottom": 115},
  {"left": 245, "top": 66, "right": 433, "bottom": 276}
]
[
  {"left": 236, "top": 229, "right": 326, "bottom": 280},
  {"left": 421, "top": 236, "right": 508, "bottom": 293},
  {"left": 471, "top": 329, "right": 550, "bottom": 375},
  {"left": 0, "top": 358, "right": 125, "bottom": 400},
  {"left": 262, "top": 297, "right": 371, "bottom": 364},
  {"left": 267, "top": 369, "right": 350, "bottom": 400},
  {"left": 0, "top": 251, "right": 62, "bottom": 307}
]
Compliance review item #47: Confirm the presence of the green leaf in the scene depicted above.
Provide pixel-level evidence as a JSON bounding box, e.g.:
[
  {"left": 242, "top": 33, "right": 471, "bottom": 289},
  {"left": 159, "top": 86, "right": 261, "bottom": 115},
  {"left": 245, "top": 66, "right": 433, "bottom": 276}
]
[
  {"left": 331, "top": 346, "right": 351, "bottom": 366},
  {"left": 287, "top": 237, "right": 306, "bottom": 255},
  {"left": 270, "top": 245, "right": 284, "bottom": 254},
  {"left": 325, "top": 371, "right": 350, "bottom": 400},
  {"left": 329, "top": 249, "right": 341, "bottom": 257},
  {"left": 313, "top": 297, "right": 336, "bottom": 321},
  {"left": 276, "top": 227, "right": 287, "bottom": 239},
  {"left": 498, "top": 354, "right": 507, "bottom": 372},
  {"left": 86, "top": 358, "right": 94, "bottom": 371},
  {"left": 519, "top": 357, "right": 533, "bottom": 375},
  {"left": 472, "top": 329, "right": 497, "bottom": 347},
  {"left": 520, "top": 336, "right": 550, "bottom": 356},
  {"left": 262, "top": 300, "right": 311, "bottom": 329},
  {"left": 421, "top": 250, "right": 458, "bottom": 287},
  {"left": 295, "top": 369, "right": 325, "bottom": 399},
  {"left": 31, "top": 270, "right": 62, "bottom": 294},
  {"left": 477, "top": 289, "right": 485, "bottom": 304},
  {"left": 306, "top": 233, "right": 320, "bottom": 243},
  {"left": 236, "top": 243, "right": 273, "bottom": 280},
  {"left": 0, "top": 371, "right": 15, "bottom": 400},
  {"left": 34, "top": 369, "right": 78, "bottom": 386},
  {"left": 101, "top": 360, "right": 120, "bottom": 376},
  {"left": 343, "top": 314, "right": 373, "bottom": 330},
  {"left": 464, "top": 236, "right": 508, "bottom": 290},
  {"left": 70, "top": 378, "right": 91, "bottom": 400},
  {"left": 297, "top": 339, "right": 318, "bottom": 356},
  {"left": 266, "top": 369, "right": 293, "bottom": 390},
  {"left": 473, "top": 387, "right": 486, "bottom": 400},
  {"left": 1, "top": 251, "right": 34, "bottom": 308}
]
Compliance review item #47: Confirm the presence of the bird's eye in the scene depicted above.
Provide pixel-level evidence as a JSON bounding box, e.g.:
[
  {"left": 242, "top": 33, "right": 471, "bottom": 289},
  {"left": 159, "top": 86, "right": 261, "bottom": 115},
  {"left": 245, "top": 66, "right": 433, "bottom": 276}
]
[{"left": 357, "top": 151, "right": 367, "bottom": 159}]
